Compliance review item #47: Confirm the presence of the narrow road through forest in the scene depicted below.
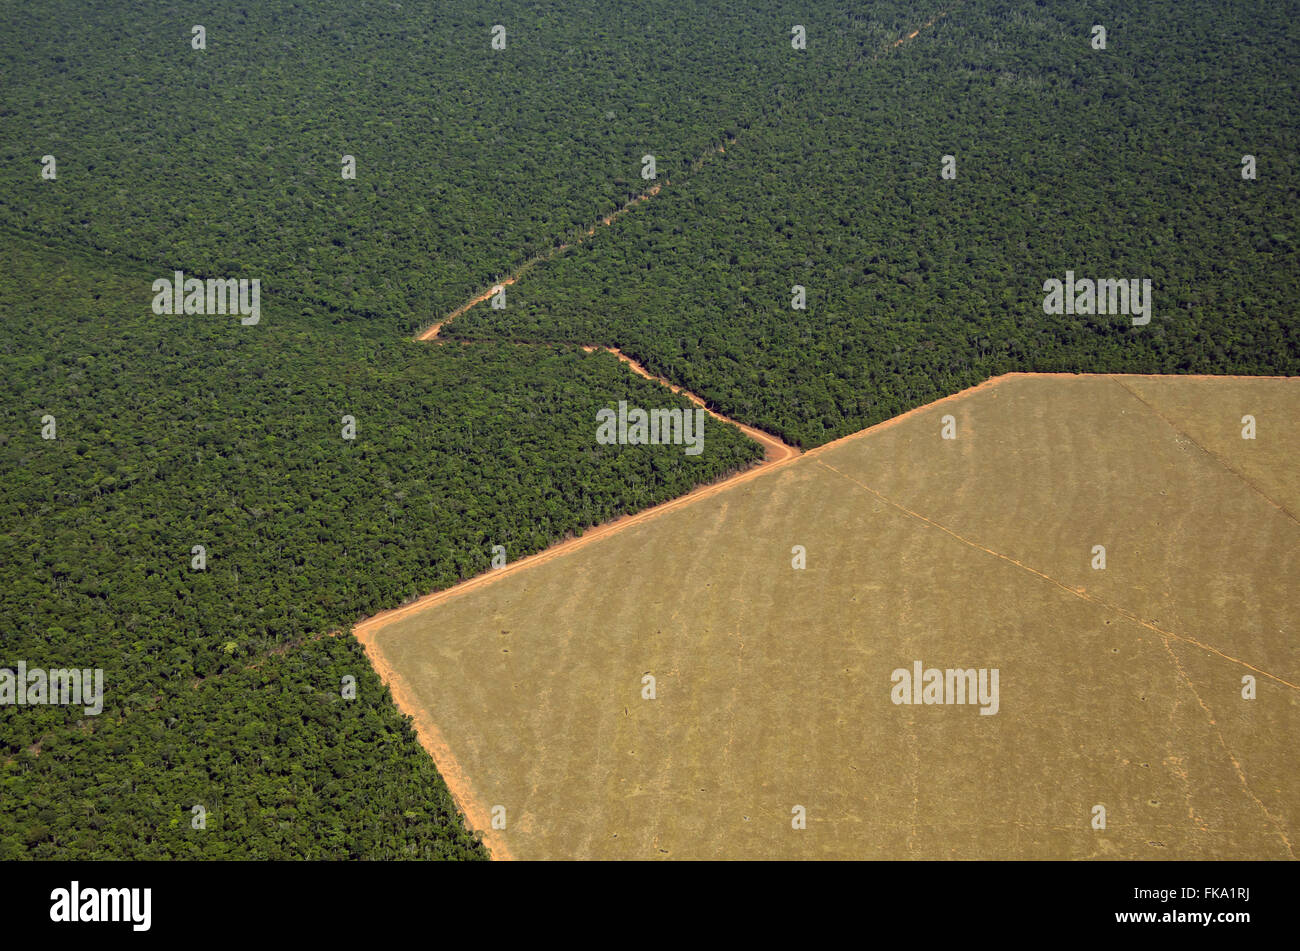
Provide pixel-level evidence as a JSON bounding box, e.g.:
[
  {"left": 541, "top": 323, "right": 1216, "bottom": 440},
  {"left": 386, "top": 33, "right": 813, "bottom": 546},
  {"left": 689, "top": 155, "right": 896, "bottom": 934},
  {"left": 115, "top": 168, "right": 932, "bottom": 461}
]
[{"left": 358, "top": 10, "right": 966, "bottom": 858}]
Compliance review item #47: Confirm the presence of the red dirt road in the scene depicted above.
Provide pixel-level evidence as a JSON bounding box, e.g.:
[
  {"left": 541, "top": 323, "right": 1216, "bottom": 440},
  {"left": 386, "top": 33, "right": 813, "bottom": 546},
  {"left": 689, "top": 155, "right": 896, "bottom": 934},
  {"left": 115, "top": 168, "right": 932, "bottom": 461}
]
[
  {"left": 416, "top": 137, "right": 732, "bottom": 343},
  {"left": 588, "top": 346, "right": 797, "bottom": 465}
]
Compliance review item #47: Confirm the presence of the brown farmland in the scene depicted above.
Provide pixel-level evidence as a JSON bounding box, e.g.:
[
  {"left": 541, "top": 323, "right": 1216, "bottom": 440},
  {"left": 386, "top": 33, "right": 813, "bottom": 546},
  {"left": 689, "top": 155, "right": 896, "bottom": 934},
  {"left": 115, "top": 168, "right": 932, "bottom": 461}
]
[{"left": 358, "top": 374, "right": 1299, "bottom": 859}]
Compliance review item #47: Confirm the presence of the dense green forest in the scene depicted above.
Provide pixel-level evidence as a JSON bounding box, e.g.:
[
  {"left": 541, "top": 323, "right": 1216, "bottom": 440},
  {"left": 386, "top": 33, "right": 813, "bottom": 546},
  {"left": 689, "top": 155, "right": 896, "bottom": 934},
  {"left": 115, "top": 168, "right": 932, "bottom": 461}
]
[
  {"left": 2, "top": 0, "right": 1295, "bottom": 859},
  {"left": 1, "top": 0, "right": 786, "bottom": 859},
  {"left": 0, "top": 0, "right": 867, "bottom": 335},
  {"left": 0, "top": 239, "right": 759, "bottom": 858},
  {"left": 451, "top": 0, "right": 1299, "bottom": 446}
]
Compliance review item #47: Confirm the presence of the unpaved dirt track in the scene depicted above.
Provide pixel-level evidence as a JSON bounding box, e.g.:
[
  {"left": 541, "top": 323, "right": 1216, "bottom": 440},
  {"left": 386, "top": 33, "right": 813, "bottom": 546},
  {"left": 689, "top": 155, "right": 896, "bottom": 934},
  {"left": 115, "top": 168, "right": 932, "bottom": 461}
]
[
  {"left": 363, "top": 373, "right": 1299, "bottom": 860},
  {"left": 365, "top": 132, "right": 791, "bottom": 858},
  {"left": 415, "top": 137, "right": 732, "bottom": 343},
  {"left": 591, "top": 346, "right": 797, "bottom": 464},
  {"left": 354, "top": 626, "right": 516, "bottom": 861},
  {"left": 414, "top": 133, "right": 796, "bottom": 466},
  {"left": 413, "top": 134, "right": 785, "bottom": 462},
  {"left": 359, "top": 4, "right": 1296, "bottom": 858}
]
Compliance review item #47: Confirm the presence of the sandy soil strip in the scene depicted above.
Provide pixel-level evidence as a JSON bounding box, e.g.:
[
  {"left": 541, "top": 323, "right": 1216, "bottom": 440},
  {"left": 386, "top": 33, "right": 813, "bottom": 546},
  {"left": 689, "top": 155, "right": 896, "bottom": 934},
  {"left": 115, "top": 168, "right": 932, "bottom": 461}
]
[
  {"left": 878, "top": 2, "right": 963, "bottom": 58},
  {"left": 354, "top": 368, "right": 1293, "bottom": 857},
  {"left": 352, "top": 623, "right": 515, "bottom": 860},
  {"left": 418, "top": 278, "right": 520, "bottom": 341},
  {"left": 354, "top": 373, "right": 1030, "bottom": 646},
  {"left": 589, "top": 346, "right": 797, "bottom": 464},
  {"left": 416, "top": 138, "right": 733, "bottom": 343},
  {"left": 359, "top": 371, "right": 1295, "bottom": 637}
]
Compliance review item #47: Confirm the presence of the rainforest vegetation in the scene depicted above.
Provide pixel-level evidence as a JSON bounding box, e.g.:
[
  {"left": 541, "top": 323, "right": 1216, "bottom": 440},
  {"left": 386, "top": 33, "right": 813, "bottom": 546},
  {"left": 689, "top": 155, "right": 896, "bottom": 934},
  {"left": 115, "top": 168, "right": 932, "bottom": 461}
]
[
  {"left": 0, "top": 237, "right": 758, "bottom": 858},
  {"left": 451, "top": 0, "right": 1299, "bottom": 446}
]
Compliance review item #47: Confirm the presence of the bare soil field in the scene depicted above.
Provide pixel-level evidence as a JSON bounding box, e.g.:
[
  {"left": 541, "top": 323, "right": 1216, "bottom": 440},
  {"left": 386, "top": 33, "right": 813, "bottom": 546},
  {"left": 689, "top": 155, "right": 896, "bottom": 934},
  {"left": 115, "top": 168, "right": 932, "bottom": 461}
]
[{"left": 359, "top": 374, "right": 1298, "bottom": 859}]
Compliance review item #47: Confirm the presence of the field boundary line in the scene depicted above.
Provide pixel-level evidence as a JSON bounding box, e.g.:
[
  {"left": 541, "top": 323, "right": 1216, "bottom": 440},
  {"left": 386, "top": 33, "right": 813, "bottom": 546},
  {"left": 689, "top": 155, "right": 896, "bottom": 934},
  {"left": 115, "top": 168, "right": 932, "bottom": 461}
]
[
  {"left": 352, "top": 374, "right": 1028, "bottom": 639},
  {"left": 1153, "top": 630, "right": 1296, "bottom": 858},
  {"left": 352, "top": 622, "right": 515, "bottom": 861},
  {"left": 353, "top": 373, "right": 1296, "bottom": 639},
  {"left": 813, "top": 458, "right": 1300, "bottom": 693},
  {"left": 1110, "top": 376, "right": 1299, "bottom": 525},
  {"left": 352, "top": 442, "right": 800, "bottom": 637}
]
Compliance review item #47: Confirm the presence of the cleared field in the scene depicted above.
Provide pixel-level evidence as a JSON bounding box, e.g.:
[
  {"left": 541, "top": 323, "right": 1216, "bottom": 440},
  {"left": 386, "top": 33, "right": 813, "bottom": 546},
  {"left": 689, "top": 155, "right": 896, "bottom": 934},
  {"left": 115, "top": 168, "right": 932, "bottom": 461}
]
[{"left": 360, "top": 374, "right": 1299, "bottom": 859}]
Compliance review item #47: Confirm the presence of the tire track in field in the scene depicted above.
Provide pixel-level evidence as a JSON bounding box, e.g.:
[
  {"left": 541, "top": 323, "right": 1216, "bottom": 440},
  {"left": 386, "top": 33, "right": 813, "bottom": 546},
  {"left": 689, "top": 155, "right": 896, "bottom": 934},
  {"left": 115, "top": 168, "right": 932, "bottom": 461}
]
[
  {"left": 810, "top": 454, "right": 1300, "bottom": 694},
  {"left": 1110, "top": 376, "right": 1299, "bottom": 524}
]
